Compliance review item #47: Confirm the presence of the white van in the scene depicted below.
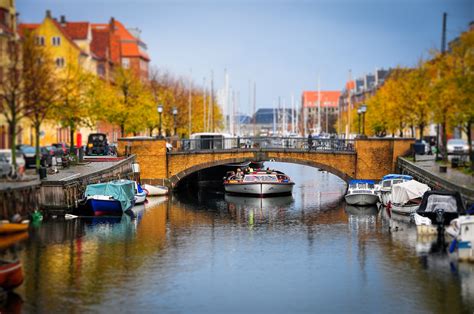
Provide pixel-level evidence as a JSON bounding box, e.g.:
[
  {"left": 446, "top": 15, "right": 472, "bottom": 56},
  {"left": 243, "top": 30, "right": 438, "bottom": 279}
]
[
  {"left": 189, "top": 133, "right": 235, "bottom": 150},
  {"left": 0, "top": 149, "right": 26, "bottom": 174}
]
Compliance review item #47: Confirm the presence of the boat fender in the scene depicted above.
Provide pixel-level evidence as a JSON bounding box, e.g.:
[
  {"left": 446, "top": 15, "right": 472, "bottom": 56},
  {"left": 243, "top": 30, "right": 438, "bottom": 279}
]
[{"left": 449, "top": 238, "right": 457, "bottom": 254}]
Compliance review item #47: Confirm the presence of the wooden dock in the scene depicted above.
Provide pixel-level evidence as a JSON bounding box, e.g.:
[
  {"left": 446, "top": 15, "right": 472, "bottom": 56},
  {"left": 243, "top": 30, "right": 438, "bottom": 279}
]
[
  {"left": 0, "top": 177, "right": 41, "bottom": 220},
  {"left": 40, "top": 156, "right": 136, "bottom": 213}
]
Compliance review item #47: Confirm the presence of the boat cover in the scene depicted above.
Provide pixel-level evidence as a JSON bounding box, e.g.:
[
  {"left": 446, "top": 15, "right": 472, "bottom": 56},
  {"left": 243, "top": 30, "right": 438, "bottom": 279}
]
[
  {"left": 85, "top": 180, "right": 135, "bottom": 211},
  {"left": 417, "top": 190, "right": 465, "bottom": 214},
  {"left": 391, "top": 180, "right": 430, "bottom": 205},
  {"left": 381, "top": 174, "right": 413, "bottom": 181}
]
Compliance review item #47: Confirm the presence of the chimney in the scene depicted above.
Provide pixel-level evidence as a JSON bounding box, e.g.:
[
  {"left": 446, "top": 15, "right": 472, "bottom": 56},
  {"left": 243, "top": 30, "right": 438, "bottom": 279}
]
[
  {"left": 109, "top": 17, "right": 115, "bottom": 32},
  {"left": 60, "top": 15, "right": 66, "bottom": 25},
  {"left": 46, "top": 10, "right": 51, "bottom": 18}
]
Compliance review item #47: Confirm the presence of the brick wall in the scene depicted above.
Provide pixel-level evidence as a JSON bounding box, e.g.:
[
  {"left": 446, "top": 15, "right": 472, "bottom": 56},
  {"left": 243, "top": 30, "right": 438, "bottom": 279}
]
[
  {"left": 355, "top": 138, "right": 414, "bottom": 180},
  {"left": 119, "top": 138, "right": 414, "bottom": 187}
]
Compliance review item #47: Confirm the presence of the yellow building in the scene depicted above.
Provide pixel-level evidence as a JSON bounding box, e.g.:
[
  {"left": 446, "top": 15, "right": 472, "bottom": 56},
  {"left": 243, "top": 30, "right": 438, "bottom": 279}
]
[
  {"left": 0, "top": 0, "right": 17, "bottom": 148},
  {"left": 19, "top": 10, "right": 98, "bottom": 146}
]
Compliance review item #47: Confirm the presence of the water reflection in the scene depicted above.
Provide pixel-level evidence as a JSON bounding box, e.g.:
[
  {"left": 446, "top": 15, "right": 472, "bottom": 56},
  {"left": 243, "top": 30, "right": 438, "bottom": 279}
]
[
  {"left": 11, "top": 163, "right": 474, "bottom": 312},
  {"left": 225, "top": 195, "right": 293, "bottom": 224}
]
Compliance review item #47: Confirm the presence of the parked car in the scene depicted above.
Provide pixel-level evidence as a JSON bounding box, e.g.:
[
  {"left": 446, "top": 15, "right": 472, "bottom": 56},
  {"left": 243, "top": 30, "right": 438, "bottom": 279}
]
[
  {"left": 19, "top": 145, "right": 53, "bottom": 168},
  {"left": 0, "top": 149, "right": 26, "bottom": 174},
  {"left": 52, "top": 143, "right": 70, "bottom": 155},
  {"left": 447, "top": 139, "right": 469, "bottom": 155},
  {"left": 0, "top": 154, "right": 11, "bottom": 178},
  {"left": 43, "top": 145, "right": 63, "bottom": 157},
  {"left": 86, "top": 133, "right": 109, "bottom": 156}
]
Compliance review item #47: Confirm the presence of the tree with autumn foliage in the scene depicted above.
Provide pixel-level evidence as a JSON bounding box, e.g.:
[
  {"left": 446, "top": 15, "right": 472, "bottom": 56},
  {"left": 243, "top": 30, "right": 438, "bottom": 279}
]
[
  {"left": 0, "top": 38, "right": 24, "bottom": 175},
  {"left": 22, "top": 32, "right": 57, "bottom": 170},
  {"left": 52, "top": 62, "right": 95, "bottom": 152}
]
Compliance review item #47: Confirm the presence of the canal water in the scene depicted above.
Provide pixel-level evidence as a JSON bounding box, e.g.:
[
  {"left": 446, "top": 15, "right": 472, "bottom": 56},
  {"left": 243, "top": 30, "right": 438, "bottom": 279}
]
[{"left": 10, "top": 163, "right": 474, "bottom": 312}]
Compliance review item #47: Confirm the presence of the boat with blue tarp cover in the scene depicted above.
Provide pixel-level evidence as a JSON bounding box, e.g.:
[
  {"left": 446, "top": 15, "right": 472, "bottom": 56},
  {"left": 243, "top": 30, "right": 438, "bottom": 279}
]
[
  {"left": 379, "top": 174, "right": 413, "bottom": 206},
  {"left": 84, "top": 180, "right": 136, "bottom": 216},
  {"left": 344, "top": 179, "right": 379, "bottom": 206}
]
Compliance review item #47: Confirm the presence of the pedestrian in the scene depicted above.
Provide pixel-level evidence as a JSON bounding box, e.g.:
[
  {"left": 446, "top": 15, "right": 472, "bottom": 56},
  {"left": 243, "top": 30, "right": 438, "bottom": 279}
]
[{"left": 308, "top": 132, "right": 313, "bottom": 150}]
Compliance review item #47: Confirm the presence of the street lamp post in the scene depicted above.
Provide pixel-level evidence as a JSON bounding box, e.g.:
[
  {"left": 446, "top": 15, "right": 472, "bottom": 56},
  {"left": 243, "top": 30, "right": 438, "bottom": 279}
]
[
  {"left": 157, "top": 104, "right": 163, "bottom": 138},
  {"left": 172, "top": 107, "right": 178, "bottom": 136},
  {"left": 360, "top": 104, "right": 367, "bottom": 136},
  {"left": 357, "top": 108, "right": 362, "bottom": 135}
]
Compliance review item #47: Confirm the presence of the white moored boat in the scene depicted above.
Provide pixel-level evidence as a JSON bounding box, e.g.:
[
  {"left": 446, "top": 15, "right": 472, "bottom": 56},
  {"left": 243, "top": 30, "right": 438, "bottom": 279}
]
[
  {"left": 143, "top": 184, "right": 169, "bottom": 196},
  {"left": 224, "top": 170, "right": 294, "bottom": 196},
  {"left": 389, "top": 180, "right": 430, "bottom": 217},
  {"left": 344, "top": 180, "right": 379, "bottom": 206},
  {"left": 378, "top": 174, "right": 413, "bottom": 207}
]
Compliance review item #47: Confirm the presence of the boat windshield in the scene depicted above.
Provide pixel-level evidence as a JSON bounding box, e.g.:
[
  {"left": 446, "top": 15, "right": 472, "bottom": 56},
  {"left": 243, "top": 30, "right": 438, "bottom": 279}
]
[
  {"left": 382, "top": 180, "right": 392, "bottom": 188},
  {"left": 350, "top": 183, "right": 374, "bottom": 189},
  {"left": 243, "top": 175, "right": 278, "bottom": 182},
  {"left": 393, "top": 179, "right": 404, "bottom": 185}
]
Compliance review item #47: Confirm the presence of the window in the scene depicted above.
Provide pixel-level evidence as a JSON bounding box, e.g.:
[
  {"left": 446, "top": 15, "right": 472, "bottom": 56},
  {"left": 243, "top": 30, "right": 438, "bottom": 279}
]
[
  {"left": 35, "top": 36, "right": 45, "bottom": 46},
  {"left": 52, "top": 36, "right": 61, "bottom": 46},
  {"left": 97, "top": 64, "right": 105, "bottom": 77},
  {"left": 55, "top": 57, "right": 65, "bottom": 68},
  {"left": 122, "top": 58, "right": 130, "bottom": 69}
]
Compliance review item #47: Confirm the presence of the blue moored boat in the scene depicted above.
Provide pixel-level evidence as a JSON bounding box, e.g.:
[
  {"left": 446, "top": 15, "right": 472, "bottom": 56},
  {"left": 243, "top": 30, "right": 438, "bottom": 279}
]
[{"left": 84, "top": 180, "right": 136, "bottom": 216}]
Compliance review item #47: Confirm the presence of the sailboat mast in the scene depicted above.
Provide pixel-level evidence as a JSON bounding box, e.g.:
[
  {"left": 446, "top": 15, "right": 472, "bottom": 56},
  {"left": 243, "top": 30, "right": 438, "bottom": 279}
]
[
  {"left": 291, "top": 94, "right": 295, "bottom": 134},
  {"left": 317, "top": 75, "right": 321, "bottom": 134},
  {"left": 253, "top": 82, "right": 256, "bottom": 136}
]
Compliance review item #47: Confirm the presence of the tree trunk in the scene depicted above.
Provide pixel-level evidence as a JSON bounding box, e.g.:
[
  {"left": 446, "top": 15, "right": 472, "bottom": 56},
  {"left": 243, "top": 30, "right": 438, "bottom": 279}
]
[
  {"left": 120, "top": 123, "right": 125, "bottom": 138},
  {"left": 466, "top": 120, "right": 473, "bottom": 168},
  {"left": 35, "top": 121, "right": 41, "bottom": 171},
  {"left": 418, "top": 123, "right": 424, "bottom": 141},
  {"left": 69, "top": 123, "right": 75, "bottom": 156},
  {"left": 9, "top": 117, "right": 17, "bottom": 175},
  {"left": 441, "top": 120, "right": 448, "bottom": 161}
]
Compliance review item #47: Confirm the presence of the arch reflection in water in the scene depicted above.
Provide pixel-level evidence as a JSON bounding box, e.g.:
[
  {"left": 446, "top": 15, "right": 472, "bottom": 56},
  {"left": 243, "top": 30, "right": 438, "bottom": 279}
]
[{"left": 225, "top": 194, "right": 294, "bottom": 224}]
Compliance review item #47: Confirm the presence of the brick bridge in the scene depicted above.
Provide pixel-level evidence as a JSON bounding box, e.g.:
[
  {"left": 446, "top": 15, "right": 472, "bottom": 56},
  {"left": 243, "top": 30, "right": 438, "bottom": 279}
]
[{"left": 118, "top": 138, "right": 414, "bottom": 189}]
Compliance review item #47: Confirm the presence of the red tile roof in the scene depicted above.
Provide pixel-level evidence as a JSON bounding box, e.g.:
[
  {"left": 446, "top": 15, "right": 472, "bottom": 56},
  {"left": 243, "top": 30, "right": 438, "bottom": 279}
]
[
  {"left": 62, "top": 22, "right": 89, "bottom": 40},
  {"left": 18, "top": 23, "right": 39, "bottom": 36},
  {"left": 91, "top": 29, "right": 109, "bottom": 60},
  {"left": 302, "top": 91, "right": 341, "bottom": 108},
  {"left": 92, "top": 19, "right": 150, "bottom": 61}
]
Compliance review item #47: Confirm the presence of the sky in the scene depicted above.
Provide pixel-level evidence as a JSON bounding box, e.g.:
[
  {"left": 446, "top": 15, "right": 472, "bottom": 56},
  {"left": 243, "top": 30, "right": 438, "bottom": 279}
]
[{"left": 17, "top": 0, "right": 473, "bottom": 115}]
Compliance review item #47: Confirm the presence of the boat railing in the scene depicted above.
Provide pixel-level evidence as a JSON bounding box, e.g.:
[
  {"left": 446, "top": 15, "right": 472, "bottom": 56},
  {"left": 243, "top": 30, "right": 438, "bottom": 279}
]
[{"left": 174, "top": 137, "right": 355, "bottom": 153}]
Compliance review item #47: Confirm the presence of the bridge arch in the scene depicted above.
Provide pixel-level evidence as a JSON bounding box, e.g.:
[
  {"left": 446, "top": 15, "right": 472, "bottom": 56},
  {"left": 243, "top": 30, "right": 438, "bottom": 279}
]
[
  {"left": 117, "top": 137, "right": 415, "bottom": 189},
  {"left": 167, "top": 151, "right": 356, "bottom": 188}
]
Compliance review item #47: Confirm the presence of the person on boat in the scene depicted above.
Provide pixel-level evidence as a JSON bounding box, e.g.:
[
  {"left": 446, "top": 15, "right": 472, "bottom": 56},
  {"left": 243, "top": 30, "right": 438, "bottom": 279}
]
[
  {"left": 308, "top": 132, "right": 313, "bottom": 150},
  {"left": 235, "top": 168, "right": 243, "bottom": 180}
]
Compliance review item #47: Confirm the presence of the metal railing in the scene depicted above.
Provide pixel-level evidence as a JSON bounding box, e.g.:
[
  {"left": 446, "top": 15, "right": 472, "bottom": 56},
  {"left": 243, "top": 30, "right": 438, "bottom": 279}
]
[{"left": 173, "top": 137, "right": 355, "bottom": 153}]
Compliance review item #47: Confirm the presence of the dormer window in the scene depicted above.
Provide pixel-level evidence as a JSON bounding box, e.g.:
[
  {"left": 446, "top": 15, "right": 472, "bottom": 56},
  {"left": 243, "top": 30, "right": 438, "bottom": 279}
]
[
  {"left": 52, "top": 36, "right": 61, "bottom": 46},
  {"left": 35, "top": 36, "right": 45, "bottom": 46}
]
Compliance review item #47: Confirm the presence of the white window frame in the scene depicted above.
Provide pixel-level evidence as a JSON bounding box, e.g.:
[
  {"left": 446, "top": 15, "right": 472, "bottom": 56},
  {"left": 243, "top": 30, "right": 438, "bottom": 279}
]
[
  {"left": 52, "top": 36, "right": 61, "bottom": 46},
  {"left": 55, "top": 57, "right": 65, "bottom": 68},
  {"left": 36, "top": 36, "right": 45, "bottom": 46},
  {"left": 122, "top": 58, "right": 130, "bottom": 69}
]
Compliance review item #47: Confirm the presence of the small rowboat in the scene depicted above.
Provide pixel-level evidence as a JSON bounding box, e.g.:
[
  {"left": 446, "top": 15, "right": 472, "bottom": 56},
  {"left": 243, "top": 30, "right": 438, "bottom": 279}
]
[
  {"left": 0, "top": 260, "right": 23, "bottom": 290},
  {"left": 0, "top": 223, "right": 28, "bottom": 235},
  {"left": 143, "top": 184, "right": 169, "bottom": 196},
  {"left": 0, "top": 232, "right": 28, "bottom": 250}
]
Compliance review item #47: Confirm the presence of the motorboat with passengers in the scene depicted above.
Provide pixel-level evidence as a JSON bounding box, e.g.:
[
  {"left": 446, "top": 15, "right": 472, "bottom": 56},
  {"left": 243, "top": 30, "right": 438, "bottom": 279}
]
[
  {"left": 224, "top": 169, "right": 294, "bottom": 196},
  {"left": 344, "top": 180, "right": 379, "bottom": 206},
  {"left": 378, "top": 174, "right": 413, "bottom": 206}
]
